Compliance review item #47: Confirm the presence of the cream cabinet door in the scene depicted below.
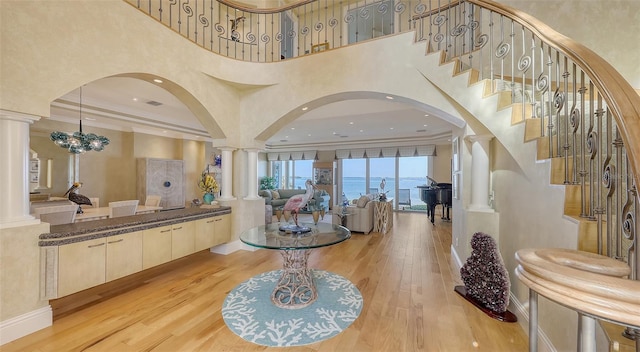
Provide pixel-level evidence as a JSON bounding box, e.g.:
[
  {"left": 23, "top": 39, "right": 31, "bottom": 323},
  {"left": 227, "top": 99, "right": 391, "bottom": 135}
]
[
  {"left": 142, "top": 225, "right": 173, "bottom": 269},
  {"left": 106, "top": 232, "right": 143, "bottom": 282},
  {"left": 213, "top": 214, "right": 231, "bottom": 246},
  {"left": 171, "top": 221, "right": 195, "bottom": 259},
  {"left": 57, "top": 238, "right": 106, "bottom": 297},
  {"left": 195, "top": 218, "right": 216, "bottom": 251}
]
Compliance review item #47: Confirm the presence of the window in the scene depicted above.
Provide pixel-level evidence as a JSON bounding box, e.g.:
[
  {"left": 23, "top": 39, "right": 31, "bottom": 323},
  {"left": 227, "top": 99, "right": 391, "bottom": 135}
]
[
  {"left": 293, "top": 160, "right": 313, "bottom": 189},
  {"left": 269, "top": 160, "right": 313, "bottom": 189},
  {"left": 398, "top": 156, "right": 428, "bottom": 207},
  {"left": 341, "top": 158, "right": 366, "bottom": 202},
  {"left": 340, "top": 155, "right": 429, "bottom": 211},
  {"left": 370, "top": 157, "right": 395, "bottom": 200}
]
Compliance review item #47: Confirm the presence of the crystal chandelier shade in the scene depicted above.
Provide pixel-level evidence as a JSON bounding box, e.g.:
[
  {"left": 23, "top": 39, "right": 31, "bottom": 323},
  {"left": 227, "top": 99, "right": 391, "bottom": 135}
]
[{"left": 50, "top": 87, "right": 110, "bottom": 154}]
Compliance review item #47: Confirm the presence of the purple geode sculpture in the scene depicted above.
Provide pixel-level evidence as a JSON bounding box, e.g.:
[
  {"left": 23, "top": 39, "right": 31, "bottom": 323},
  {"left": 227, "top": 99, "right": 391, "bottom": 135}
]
[{"left": 460, "top": 232, "right": 510, "bottom": 313}]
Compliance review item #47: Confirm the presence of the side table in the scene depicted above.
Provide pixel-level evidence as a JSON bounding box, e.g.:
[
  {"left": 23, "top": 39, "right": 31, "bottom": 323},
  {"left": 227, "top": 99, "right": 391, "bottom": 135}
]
[
  {"left": 333, "top": 211, "right": 352, "bottom": 227},
  {"left": 373, "top": 200, "right": 393, "bottom": 234}
]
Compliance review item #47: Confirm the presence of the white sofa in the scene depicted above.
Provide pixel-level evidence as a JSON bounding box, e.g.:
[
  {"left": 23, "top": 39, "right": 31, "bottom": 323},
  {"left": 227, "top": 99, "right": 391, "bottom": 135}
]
[{"left": 334, "top": 198, "right": 375, "bottom": 234}]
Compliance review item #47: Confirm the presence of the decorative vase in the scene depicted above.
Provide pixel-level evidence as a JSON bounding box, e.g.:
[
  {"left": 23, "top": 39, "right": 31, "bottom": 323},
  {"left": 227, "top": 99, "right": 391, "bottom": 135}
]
[{"left": 203, "top": 192, "right": 215, "bottom": 205}]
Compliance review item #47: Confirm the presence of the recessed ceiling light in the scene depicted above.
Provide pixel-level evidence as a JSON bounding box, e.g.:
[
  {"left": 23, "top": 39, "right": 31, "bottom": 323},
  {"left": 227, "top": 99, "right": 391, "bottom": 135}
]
[
  {"left": 423, "top": 124, "right": 428, "bottom": 127},
  {"left": 424, "top": 114, "right": 429, "bottom": 117},
  {"left": 84, "top": 117, "right": 96, "bottom": 121},
  {"left": 386, "top": 96, "right": 393, "bottom": 100},
  {"left": 132, "top": 97, "right": 138, "bottom": 102},
  {"left": 349, "top": 122, "right": 354, "bottom": 125},
  {"left": 153, "top": 79, "right": 163, "bottom": 83},
  {"left": 308, "top": 134, "right": 311, "bottom": 137},
  {"left": 332, "top": 132, "right": 338, "bottom": 135},
  {"left": 302, "top": 107, "right": 308, "bottom": 111},
  {"left": 290, "top": 127, "right": 295, "bottom": 130},
  {"left": 359, "top": 129, "right": 363, "bottom": 132},
  {"left": 389, "top": 127, "right": 394, "bottom": 130}
]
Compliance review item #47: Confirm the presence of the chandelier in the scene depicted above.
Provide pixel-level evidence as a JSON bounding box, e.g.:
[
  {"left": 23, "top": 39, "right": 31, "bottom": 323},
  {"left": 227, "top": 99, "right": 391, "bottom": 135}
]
[{"left": 50, "top": 87, "right": 110, "bottom": 154}]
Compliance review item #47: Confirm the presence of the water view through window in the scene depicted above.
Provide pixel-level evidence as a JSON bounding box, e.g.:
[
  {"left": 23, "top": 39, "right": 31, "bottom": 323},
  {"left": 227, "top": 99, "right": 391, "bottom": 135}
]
[
  {"left": 283, "top": 156, "right": 429, "bottom": 211},
  {"left": 342, "top": 157, "right": 428, "bottom": 209}
]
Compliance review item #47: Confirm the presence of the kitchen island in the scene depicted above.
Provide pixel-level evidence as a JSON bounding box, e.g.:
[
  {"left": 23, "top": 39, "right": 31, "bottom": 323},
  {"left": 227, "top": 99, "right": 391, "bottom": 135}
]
[{"left": 39, "top": 206, "right": 232, "bottom": 299}]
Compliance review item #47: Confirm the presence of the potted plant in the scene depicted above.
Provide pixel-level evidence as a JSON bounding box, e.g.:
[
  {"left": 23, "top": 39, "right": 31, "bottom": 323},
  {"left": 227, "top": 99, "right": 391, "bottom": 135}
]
[
  {"left": 259, "top": 176, "right": 277, "bottom": 190},
  {"left": 198, "top": 171, "right": 219, "bottom": 204}
]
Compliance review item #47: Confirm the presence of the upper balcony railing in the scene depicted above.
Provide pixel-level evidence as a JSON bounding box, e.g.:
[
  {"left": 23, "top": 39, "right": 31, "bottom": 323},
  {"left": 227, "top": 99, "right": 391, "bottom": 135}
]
[
  {"left": 125, "top": 0, "right": 428, "bottom": 62},
  {"left": 127, "top": 0, "right": 640, "bottom": 271}
]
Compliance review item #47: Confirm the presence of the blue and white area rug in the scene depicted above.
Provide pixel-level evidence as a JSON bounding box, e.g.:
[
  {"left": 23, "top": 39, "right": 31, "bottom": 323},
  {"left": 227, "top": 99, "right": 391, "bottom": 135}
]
[{"left": 222, "top": 270, "right": 363, "bottom": 347}]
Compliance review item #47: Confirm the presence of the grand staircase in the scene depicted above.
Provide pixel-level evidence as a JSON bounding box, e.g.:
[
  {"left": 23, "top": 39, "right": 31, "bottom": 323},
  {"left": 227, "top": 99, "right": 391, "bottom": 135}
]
[{"left": 420, "top": 48, "right": 639, "bottom": 351}]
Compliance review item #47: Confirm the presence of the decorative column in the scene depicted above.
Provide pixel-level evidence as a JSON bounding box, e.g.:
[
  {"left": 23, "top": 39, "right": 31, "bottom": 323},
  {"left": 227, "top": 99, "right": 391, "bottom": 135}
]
[
  {"left": 218, "top": 147, "right": 236, "bottom": 201},
  {"left": 244, "top": 148, "right": 260, "bottom": 200},
  {"left": 0, "top": 110, "right": 41, "bottom": 228},
  {"left": 466, "top": 134, "right": 493, "bottom": 211}
]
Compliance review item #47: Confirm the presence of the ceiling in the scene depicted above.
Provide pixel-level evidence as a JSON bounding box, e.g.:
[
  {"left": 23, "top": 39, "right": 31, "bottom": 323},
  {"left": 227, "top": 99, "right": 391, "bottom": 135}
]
[{"left": 44, "top": 77, "right": 457, "bottom": 150}]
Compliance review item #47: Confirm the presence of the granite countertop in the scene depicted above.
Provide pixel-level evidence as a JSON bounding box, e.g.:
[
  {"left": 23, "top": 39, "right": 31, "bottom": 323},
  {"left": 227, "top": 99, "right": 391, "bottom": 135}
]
[{"left": 39, "top": 206, "right": 231, "bottom": 246}]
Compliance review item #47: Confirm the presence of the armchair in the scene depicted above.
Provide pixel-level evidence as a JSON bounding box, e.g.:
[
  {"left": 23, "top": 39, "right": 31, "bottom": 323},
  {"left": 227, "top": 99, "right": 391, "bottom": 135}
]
[{"left": 333, "top": 196, "right": 375, "bottom": 234}]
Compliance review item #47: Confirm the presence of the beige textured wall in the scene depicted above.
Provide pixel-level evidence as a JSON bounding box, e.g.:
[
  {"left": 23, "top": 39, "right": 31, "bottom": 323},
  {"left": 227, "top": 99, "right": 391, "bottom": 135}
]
[
  {"left": 0, "top": 223, "right": 49, "bottom": 321},
  {"left": 499, "top": 0, "right": 640, "bottom": 88}
]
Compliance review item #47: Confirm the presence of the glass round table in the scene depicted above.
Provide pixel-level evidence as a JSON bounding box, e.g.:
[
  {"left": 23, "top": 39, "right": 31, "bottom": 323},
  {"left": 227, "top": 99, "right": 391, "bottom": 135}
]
[{"left": 240, "top": 222, "right": 351, "bottom": 309}]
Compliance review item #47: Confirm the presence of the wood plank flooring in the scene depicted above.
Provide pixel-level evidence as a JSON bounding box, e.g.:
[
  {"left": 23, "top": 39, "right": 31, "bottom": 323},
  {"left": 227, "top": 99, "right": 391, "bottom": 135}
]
[{"left": 3, "top": 212, "right": 528, "bottom": 351}]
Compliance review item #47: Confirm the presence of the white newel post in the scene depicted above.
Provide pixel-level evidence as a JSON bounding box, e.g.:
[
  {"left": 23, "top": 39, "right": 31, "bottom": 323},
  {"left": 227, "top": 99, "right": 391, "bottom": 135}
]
[
  {"left": 466, "top": 135, "right": 493, "bottom": 211},
  {"left": 0, "top": 110, "right": 41, "bottom": 228},
  {"left": 218, "top": 147, "right": 236, "bottom": 201},
  {"left": 244, "top": 148, "right": 260, "bottom": 200}
]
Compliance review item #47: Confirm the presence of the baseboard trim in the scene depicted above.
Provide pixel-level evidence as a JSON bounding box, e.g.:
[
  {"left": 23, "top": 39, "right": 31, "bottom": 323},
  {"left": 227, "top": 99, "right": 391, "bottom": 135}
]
[
  {"left": 451, "top": 244, "right": 463, "bottom": 270},
  {"left": 0, "top": 306, "right": 52, "bottom": 346}
]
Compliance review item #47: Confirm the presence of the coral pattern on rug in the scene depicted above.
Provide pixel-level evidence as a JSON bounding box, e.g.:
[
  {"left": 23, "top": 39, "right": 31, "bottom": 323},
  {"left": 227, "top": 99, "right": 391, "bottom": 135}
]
[{"left": 222, "top": 270, "right": 363, "bottom": 347}]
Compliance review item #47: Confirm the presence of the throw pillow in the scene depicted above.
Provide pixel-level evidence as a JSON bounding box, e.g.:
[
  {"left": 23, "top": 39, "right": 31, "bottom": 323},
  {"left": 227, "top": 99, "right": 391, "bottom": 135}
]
[
  {"left": 356, "top": 195, "right": 369, "bottom": 208},
  {"left": 271, "top": 190, "right": 280, "bottom": 200}
]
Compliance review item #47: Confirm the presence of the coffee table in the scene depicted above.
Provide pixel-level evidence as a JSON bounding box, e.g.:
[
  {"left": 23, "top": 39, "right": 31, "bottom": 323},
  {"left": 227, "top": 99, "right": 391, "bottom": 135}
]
[{"left": 240, "top": 222, "right": 351, "bottom": 309}]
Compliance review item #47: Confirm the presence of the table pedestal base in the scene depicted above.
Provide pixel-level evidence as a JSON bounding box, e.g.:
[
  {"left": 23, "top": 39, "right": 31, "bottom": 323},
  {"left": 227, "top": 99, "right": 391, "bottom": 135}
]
[{"left": 272, "top": 249, "right": 317, "bottom": 309}]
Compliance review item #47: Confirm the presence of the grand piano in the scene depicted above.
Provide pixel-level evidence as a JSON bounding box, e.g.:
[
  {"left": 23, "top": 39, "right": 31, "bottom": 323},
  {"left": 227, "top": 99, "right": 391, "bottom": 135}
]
[{"left": 417, "top": 177, "right": 452, "bottom": 224}]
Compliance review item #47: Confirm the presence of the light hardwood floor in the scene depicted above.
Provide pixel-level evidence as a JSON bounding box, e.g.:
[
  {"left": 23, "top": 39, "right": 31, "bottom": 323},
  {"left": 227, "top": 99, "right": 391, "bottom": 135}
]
[{"left": 3, "top": 211, "right": 528, "bottom": 351}]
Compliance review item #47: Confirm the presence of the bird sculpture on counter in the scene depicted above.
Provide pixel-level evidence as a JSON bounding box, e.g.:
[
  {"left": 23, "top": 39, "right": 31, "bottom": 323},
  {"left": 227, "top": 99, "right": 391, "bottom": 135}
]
[
  {"left": 63, "top": 182, "right": 92, "bottom": 213},
  {"left": 283, "top": 179, "right": 317, "bottom": 227}
]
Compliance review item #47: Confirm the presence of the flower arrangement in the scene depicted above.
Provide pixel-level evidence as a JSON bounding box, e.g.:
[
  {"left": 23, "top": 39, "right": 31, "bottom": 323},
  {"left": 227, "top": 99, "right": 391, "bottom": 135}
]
[{"left": 198, "top": 172, "right": 219, "bottom": 194}]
